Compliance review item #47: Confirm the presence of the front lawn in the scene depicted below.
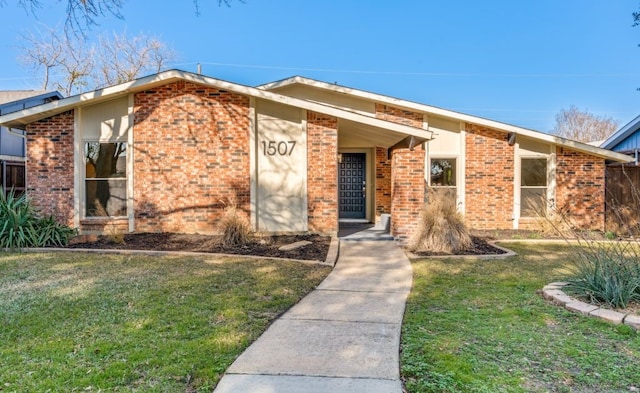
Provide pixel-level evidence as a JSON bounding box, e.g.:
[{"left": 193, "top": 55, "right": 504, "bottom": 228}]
[
  {"left": 0, "top": 252, "right": 330, "bottom": 392},
  {"left": 401, "top": 242, "right": 640, "bottom": 393}
]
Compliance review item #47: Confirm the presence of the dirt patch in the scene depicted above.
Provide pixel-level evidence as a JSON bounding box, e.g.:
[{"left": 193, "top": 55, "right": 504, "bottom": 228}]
[{"left": 67, "top": 233, "right": 332, "bottom": 262}]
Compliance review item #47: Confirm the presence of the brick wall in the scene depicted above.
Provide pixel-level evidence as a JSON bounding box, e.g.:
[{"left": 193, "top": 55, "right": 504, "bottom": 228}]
[
  {"left": 26, "top": 110, "right": 75, "bottom": 226},
  {"left": 555, "top": 147, "right": 605, "bottom": 230},
  {"left": 375, "top": 147, "right": 391, "bottom": 219},
  {"left": 307, "top": 111, "right": 338, "bottom": 234},
  {"left": 133, "top": 81, "right": 250, "bottom": 233},
  {"left": 465, "top": 124, "right": 515, "bottom": 229},
  {"left": 375, "top": 103, "right": 423, "bottom": 127},
  {"left": 391, "top": 147, "right": 425, "bottom": 241}
]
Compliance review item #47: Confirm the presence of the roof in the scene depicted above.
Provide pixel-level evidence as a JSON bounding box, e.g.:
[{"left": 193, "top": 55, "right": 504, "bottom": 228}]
[
  {"left": 600, "top": 114, "right": 640, "bottom": 153},
  {"left": 0, "top": 70, "right": 432, "bottom": 145},
  {"left": 0, "top": 71, "right": 631, "bottom": 162},
  {"left": 260, "top": 76, "right": 632, "bottom": 162},
  {"left": 0, "top": 90, "right": 62, "bottom": 107}
]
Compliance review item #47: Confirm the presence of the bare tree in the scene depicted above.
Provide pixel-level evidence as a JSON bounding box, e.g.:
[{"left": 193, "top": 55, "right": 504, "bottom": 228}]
[
  {"left": 1, "top": 0, "right": 241, "bottom": 33},
  {"left": 551, "top": 106, "right": 619, "bottom": 143},
  {"left": 95, "top": 32, "right": 176, "bottom": 87},
  {"left": 20, "top": 26, "right": 176, "bottom": 96}
]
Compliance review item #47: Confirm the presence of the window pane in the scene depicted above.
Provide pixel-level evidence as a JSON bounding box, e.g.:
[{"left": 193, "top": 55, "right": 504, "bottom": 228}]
[
  {"left": 431, "top": 159, "right": 456, "bottom": 186},
  {"left": 521, "top": 158, "right": 546, "bottom": 186},
  {"left": 521, "top": 188, "right": 546, "bottom": 217},
  {"left": 85, "top": 179, "right": 127, "bottom": 217},
  {"left": 85, "top": 142, "right": 126, "bottom": 179}
]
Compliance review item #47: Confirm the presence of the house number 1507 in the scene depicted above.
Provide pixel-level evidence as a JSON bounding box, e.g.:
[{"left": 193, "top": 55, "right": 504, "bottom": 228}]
[{"left": 261, "top": 140, "right": 297, "bottom": 156}]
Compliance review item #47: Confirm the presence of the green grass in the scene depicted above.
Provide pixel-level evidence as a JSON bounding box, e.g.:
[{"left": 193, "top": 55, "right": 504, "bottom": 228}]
[
  {"left": 0, "top": 252, "right": 330, "bottom": 392},
  {"left": 401, "top": 242, "right": 640, "bottom": 393}
]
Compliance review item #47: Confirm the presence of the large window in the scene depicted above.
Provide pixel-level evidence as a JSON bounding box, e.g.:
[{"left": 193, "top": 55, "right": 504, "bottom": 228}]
[
  {"left": 521, "top": 158, "right": 547, "bottom": 217},
  {"left": 84, "top": 142, "right": 127, "bottom": 217},
  {"left": 430, "top": 158, "right": 457, "bottom": 199}
]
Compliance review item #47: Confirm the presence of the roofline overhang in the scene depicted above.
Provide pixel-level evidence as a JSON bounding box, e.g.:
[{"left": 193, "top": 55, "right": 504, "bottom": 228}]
[
  {"left": 260, "top": 76, "right": 632, "bottom": 162},
  {"left": 0, "top": 70, "right": 432, "bottom": 142},
  {"left": 600, "top": 114, "right": 640, "bottom": 151}
]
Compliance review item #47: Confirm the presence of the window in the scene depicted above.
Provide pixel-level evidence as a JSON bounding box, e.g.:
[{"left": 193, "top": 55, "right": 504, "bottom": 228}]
[
  {"left": 84, "top": 142, "right": 127, "bottom": 217},
  {"left": 521, "top": 158, "right": 547, "bottom": 217},
  {"left": 430, "top": 158, "right": 457, "bottom": 199}
]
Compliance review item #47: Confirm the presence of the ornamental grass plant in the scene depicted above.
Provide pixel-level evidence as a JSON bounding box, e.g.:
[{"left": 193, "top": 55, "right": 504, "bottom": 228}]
[{"left": 409, "top": 188, "right": 472, "bottom": 254}]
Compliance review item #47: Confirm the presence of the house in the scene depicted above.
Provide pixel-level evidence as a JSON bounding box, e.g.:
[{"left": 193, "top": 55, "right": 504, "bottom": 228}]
[
  {"left": 0, "top": 70, "right": 630, "bottom": 240},
  {"left": 600, "top": 114, "right": 640, "bottom": 163},
  {"left": 0, "top": 90, "right": 62, "bottom": 195}
]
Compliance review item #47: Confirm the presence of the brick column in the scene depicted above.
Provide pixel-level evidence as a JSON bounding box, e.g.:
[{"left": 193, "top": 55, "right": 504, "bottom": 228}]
[
  {"left": 391, "top": 147, "right": 425, "bottom": 242},
  {"left": 307, "top": 111, "right": 338, "bottom": 235}
]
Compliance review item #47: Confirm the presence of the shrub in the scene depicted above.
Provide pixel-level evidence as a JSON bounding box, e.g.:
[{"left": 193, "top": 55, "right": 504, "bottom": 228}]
[
  {"left": 219, "top": 203, "right": 251, "bottom": 248},
  {"left": 544, "top": 203, "right": 640, "bottom": 309},
  {"left": 0, "top": 189, "right": 76, "bottom": 249},
  {"left": 410, "top": 188, "right": 472, "bottom": 254},
  {"left": 565, "top": 241, "right": 640, "bottom": 309}
]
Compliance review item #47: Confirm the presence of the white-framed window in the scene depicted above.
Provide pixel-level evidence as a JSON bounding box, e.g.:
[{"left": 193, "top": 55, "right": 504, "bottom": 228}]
[
  {"left": 84, "top": 142, "right": 127, "bottom": 218},
  {"left": 520, "top": 157, "right": 547, "bottom": 217},
  {"left": 430, "top": 158, "right": 457, "bottom": 198}
]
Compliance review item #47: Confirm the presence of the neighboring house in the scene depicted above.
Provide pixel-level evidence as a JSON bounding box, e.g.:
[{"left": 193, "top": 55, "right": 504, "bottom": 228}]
[
  {"left": 600, "top": 114, "right": 640, "bottom": 163},
  {"left": 0, "top": 70, "right": 630, "bottom": 240},
  {"left": 0, "top": 90, "right": 63, "bottom": 195}
]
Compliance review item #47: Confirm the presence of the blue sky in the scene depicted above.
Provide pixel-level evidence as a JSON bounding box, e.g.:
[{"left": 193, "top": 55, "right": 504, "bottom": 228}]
[{"left": 1, "top": 1, "right": 639, "bottom": 133}]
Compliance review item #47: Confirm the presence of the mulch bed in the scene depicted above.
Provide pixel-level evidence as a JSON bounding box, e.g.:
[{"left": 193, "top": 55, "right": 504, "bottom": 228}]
[
  {"left": 410, "top": 236, "right": 508, "bottom": 257},
  {"left": 67, "top": 232, "right": 507, "bottom": 260},
  {"left": 67, "top": 233, "right": 332, "bottom": 261}
]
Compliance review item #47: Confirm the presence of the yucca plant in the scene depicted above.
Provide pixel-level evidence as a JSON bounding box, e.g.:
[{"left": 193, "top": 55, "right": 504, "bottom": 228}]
[
  {"left": 0, "top": 188, "right": 75, "bottom": 250},
  {"left": 564, "top": 239, "right": 640, "bottom": 309},
  {"left": 0, "top": 189, "right": 39, "bottom": 249}
]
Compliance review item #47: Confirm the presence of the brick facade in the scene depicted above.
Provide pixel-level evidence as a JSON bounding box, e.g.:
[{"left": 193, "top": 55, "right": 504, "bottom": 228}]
[
  {"left": 132, "top": 81, "right": 250, "bottom": 233},
  {"left": 375, "top": 103, "right": 423, "bottom": 127},
  {"left": 375, "top": 147, "right": 391, "bottom": 219},
  {"left": 465, "top": 124, "right": 515, "bottom": 229},
  {"left": 391, "top": 147, "right": 425, "bottom": 241},
  {"left": 555, "top": 147, "right": 605, "bottom": 230},
  {"left": 19, "top": 77, "right": 613, "bottom": 237},
  {"left": 25, "top": 111, "right": 75, "bottom": 226},
  {"left": 307, "top": 111, "right": 338, "bottom": 234}
]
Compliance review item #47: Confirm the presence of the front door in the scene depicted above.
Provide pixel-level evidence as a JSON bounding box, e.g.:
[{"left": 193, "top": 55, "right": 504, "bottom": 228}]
[{"left": 339, "top": 153, "right": 366, "bottom": 219}]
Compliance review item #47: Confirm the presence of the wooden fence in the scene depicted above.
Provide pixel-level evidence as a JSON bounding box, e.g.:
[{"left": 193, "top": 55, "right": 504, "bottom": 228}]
[{"left": 606, "top": 164, "right": 640, "bottom": 233}]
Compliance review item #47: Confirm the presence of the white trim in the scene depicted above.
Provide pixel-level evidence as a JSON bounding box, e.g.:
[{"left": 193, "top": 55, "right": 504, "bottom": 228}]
[
  {"left": 259, "top": 76, "right": 632, "bottom": 163},
  {"left": 249, "top": 97, "right": 257, "bottom": 231},
  {"left": 0, "top": 70, "right": 432, "bottom": 143},
  {"left": 73, "top": 109, "right": 81, "bottom": 229},
  {"left": 127, "top": 93, "right": 134, "bottom": 233},
  {"left": 458, "top": 122, "right": 466, "bottom": 215},
  {"left": 301, "top": 110, "right": 309, "bottom": 230},
  {"left": 0, "top": 154, "right": 25, "bottom": 162}
]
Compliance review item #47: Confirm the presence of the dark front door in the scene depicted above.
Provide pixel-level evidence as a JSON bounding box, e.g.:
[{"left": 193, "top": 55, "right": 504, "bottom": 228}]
[{"left": 339, "top": 153, "right": 366, "bottom": 219}]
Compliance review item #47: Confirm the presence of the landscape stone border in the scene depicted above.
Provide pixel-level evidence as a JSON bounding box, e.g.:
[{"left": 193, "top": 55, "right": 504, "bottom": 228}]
[
  {"left": 404, "top": 241, "right": 516, "bottom": 260},
  {"left": 542, "top": 282, "right": 640, "bottom": 330}
]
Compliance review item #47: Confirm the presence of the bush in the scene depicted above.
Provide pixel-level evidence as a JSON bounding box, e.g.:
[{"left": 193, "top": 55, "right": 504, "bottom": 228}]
[
  {"left": 0, "top": 189, "right": 75, "bottom": 249},
  {"left": 410, "top": 188, "right": 472, "bottom": 254},
  {"left": 219, "top": 203, "right": 251, "bottom": 248},
  {"left": 565, "top": 241, "right": 640, "bottom": 309},
  {"left": 544, "top": 204, "right": 640, "bottom": 309}
]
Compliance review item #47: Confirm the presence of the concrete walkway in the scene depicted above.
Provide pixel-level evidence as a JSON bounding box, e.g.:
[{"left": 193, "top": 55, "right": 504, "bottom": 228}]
[{"left": 213, "top": 238, "right": 413, "bottom": 393}]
